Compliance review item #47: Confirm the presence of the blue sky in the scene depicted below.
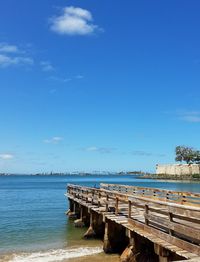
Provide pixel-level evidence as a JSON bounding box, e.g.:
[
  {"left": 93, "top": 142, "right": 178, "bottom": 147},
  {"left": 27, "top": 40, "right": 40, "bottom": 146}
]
[{"left": 0, "top": 0, "right": 200, "bottom": 173}]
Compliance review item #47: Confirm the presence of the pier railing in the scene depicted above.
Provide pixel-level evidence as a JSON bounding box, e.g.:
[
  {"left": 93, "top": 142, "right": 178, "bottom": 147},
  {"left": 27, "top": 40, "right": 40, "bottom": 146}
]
[
  {"left": 67, "top": 184, "right": 200, "bottom": 256},
  {"left": 100, "top": 183, "right": 200, "bottom": 206}
]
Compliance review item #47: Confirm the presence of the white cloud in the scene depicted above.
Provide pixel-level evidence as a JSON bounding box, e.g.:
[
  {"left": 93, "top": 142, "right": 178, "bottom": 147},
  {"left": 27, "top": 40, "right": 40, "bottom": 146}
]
[
  {"left": 50, "top": 6, "right": 101, "bottom": 35},
  {"left": 0, "top": 43, "right": 19, "bottom": 53},
  {"left": 182, "top": 115, "right": 200, "bottom": 123},
  {"left": 40, "top": 61, "right": 54, "bottom": 72},
  {"left": 48, "top": 74, "right": 84, "bottom": 83},
  {"left": 131, "top": 151, "right": 165, "bottom": 157},
  {"left": 0, "top": 54, "right": 33, "bottom": 68},
  {"left": 44, "top": 137, "right": 63, "bottom": 144},
  {"left": 75, "top": 75, "right": 84, "bottom": 79},
  {"left": 131, "top": 150, "right": 152, "bottom": 156},
  {"left": 85, "top": 146, "right": 115, "bottom": 154},
  {"left": 86, "top": 146, "right": 99, "bottom": 152},
  {"left": 0, "top": 154, "right": 14, "bottom": 160},
  {"left": 0, "top": 42, "right": 34, "bottom": 68},
  {"left": 48, "top": 76, "right": 71, "bottom": 82},
  {"left": 177, "top": 111, "right": 200, "bottom": 123}
]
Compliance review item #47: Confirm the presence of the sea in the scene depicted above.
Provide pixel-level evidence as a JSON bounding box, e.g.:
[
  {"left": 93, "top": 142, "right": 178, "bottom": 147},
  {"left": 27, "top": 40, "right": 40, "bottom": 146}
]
[{"left": 0, "top": 174, "right": 200, "bottom": 262}]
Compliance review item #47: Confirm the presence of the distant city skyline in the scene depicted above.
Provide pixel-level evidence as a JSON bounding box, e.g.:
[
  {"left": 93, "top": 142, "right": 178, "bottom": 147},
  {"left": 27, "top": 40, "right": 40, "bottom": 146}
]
[{"left": 0, "top": 0, "right": 200, "bottom": 173}]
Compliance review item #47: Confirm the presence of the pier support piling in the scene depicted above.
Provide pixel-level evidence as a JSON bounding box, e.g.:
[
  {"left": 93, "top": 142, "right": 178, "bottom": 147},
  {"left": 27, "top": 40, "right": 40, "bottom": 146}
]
[
  {"left": 74, "top": 206, "right": 85, "bottom": 227},
  {"left": 84, "top": 211, "right": 96, "bottom": 238},
  {"left": 103, "top": 220, "right": 112, "bottom": 253},
  {"left": 103, "top": 219, "right": 128, "bottom": 254},
  {"left": 154, "top": 244, "right": 170, "bottom": 262},
  {"left": 120, "top": 231, "right": 138, "bottom": 262},
  {"left": 66, "top": 201, "right": 78, "bottom": 219}
]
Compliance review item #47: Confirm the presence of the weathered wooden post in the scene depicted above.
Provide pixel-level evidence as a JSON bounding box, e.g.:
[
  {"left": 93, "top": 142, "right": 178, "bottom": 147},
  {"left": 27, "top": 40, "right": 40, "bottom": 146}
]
[
  {"left": 120, "top": 230, "right": 138, "bottom": 262},
  {"left": 128, "top": 200, "right": 131, "bottom": 218},
  {"left": 74, "top": 205, "right": 85, "bottom": 227},
  {"left": 166, "top": 192, "right": 169, "bottom": 201},
  {"left": 106, "top": 194, "right": 109, "bottom": 212},
  {"left": 103, "top": 218, "right": 112, "bottom": 253},
  {"left": 84, "top": 210, "right": 96, "bottom": 238},
  {"left": 98, "top": 192, "right": 101, "bottom": 207},
  {"left": 115, "top": 197, "right": 119, "bottom": 215},
  {"left": 168, "top": 212, "right": 173, "bottom": 236},
  {"left": 144, "top": 204, "right": 149, "bottom": 225},
  {"left": 154, "top": 243, "right": 170, "bottom": 262},
  {"left": 85, "top": 190, "right": 88, "bottom": 203},
  {"left": 182, "top": 194, "right": 186, "bottom": 205},
  {"left": 91, "top": 190, "right": 94, "bottom": 205},
  {"left": 65, "top": 199, "right": 77, "bottom": 219}
]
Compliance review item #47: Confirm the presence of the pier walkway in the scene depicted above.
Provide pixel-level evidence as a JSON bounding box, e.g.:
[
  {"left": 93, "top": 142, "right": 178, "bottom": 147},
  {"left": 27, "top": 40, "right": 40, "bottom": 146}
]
[{"left": 66, "top": 183, "right": 200, "bottom": 261}]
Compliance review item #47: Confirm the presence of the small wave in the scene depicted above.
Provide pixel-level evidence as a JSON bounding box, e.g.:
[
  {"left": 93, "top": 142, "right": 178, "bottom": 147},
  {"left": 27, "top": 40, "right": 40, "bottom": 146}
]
[{"left": 10, "top": 247, "right": 103, "bottom": 262}]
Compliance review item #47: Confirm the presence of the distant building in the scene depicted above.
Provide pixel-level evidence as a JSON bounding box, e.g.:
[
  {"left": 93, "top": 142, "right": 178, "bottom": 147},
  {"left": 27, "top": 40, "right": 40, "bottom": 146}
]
[{"left": 156, "top": 164, "right": 200, "bottom": 176}]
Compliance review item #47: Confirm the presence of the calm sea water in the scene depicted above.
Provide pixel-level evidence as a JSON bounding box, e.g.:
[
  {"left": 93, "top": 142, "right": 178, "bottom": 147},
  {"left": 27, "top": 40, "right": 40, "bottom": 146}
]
[{"left": 0, "top": 175, "right": 200, "bottom": 261}]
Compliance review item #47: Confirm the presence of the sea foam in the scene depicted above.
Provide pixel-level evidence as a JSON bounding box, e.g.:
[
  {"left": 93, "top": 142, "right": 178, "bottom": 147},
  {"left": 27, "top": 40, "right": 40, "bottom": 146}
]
[{"left": 10, "top": 247, "right": 103, "bottom": 262}]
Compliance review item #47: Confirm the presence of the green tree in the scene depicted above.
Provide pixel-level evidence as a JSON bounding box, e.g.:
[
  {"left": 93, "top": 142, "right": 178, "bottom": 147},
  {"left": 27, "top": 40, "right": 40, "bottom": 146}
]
[
  {"left": 175, "top": 146, "right": 197, "bottom": 164},
  {"left": 193, "top": 150, "right": 200, "bottom": 164},
  {"left": 175, "top": 146, "right": 184, "bottom": 162}
]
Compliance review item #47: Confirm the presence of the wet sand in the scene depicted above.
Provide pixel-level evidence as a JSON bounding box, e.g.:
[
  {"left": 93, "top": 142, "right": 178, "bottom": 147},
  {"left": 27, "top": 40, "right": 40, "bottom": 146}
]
[{"left": 67, "top": 252, "right": 120, "bottom": 262}]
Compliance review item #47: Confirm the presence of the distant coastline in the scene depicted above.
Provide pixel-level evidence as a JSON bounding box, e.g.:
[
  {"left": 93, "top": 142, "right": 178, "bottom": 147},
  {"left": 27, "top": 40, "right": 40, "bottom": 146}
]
[
  {"left": 1, "top": 172, "right": 200, "bottom": 181},
  {"left": 0, "top": 171, "right": 150, "bottom": 176},
  {"left": 141, "top": 173, "right": 200, "bottom": 181}
]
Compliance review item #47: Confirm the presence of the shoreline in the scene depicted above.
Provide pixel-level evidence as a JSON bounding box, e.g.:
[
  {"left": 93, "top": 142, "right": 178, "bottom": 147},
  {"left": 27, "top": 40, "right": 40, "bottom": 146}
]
[
  {"left": 0, "top": 245, "right": 116, "bottom": 262},
  {"left": 139, "top": 174, "right": 200, "bottom": 181}
]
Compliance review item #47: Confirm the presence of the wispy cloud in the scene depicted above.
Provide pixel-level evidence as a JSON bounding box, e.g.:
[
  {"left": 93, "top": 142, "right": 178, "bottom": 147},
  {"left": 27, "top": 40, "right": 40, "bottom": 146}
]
[
  {"left": 84, "top": 146, "right": 116, "bottom": 154},
  {"left": 0, "top": 153, "right": 14, "bottom": 160},
  {"left": 0, "top": 54, "right": 33, "bottom": 68},
  {"left": 47, "top": 76, "right": 71, "bottom": 83},
  {"left": 0, "top": 43, "right": 19, "bottom": 53},
  {"left": 131, "top": 150, "right": 152, "bottom": 156},
  {"left": 177, "top": 110, "right": 200, "bottom": 123},
  {"left": 83, "top": 146, "right": 165, "bottom": 157},
  {"left": 131, "top": 150, "right": 165, "bottom": 157},
  {"left": 50, "top": 6, "right": 101, "bottom": 36},
  {"left": 75, "top": 75, "right": 84, "bottom": 79},
  {"left": 44, "top": 136, "right": 63, "bottom": 144},
  {"left": 0, "top": 42, "right": 33, "bottom": 68},
  {"left": 40, "top": 61, "right": 54, "bottom": 72},
  {"left": 47, "top": 74, "right": 84, "bottom": 85}
]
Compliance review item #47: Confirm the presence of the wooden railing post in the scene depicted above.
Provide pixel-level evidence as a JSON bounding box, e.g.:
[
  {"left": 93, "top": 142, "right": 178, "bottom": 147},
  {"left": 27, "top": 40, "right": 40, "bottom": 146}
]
[
  {"left": 128, "top": 200, "right": 132, "bottom": 218},
  {"left": 182, "top": 195, "right": 186, "bottom": 205},
  {"left": 166, "top": 192, "right": 169, "bottom": 201},
  {"left": 81, "top": 190, "right": 83, "bottom": 200},
  {"left": 115, "top": 197, "right": 119, "bottom": 215},
  {"left": 168, "top": 212, "right": 173, "bottom": 236},
  {"left": 153, "top": 190, "right": 156, "bottom": 198},
  {"left": 85, "top": 190, "right": 88, "bottom": 203},
  {"left": 98, "top": 192, "right": 101, "bottom": 207},
  {"left": 91, "top": 190, "right": 94, "bottom": 205},
  {"left": 144, "top": 204, "right": 149, "bottom": 225},
  {"left": 106, "top": 194, "right": 109, "bottom": 212}
]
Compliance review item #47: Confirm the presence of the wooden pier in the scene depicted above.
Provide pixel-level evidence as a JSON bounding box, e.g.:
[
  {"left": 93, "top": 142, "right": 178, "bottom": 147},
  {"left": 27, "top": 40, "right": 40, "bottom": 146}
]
[{"left": 65, "top": 183, "right": 200, "bottom": 262}]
